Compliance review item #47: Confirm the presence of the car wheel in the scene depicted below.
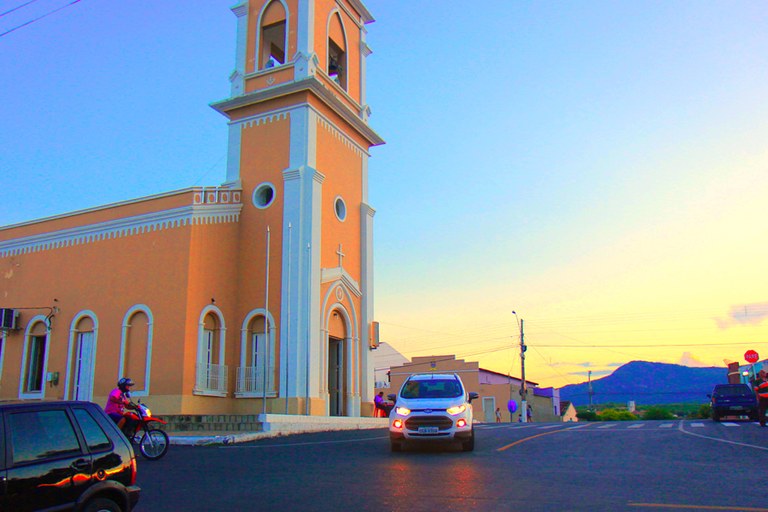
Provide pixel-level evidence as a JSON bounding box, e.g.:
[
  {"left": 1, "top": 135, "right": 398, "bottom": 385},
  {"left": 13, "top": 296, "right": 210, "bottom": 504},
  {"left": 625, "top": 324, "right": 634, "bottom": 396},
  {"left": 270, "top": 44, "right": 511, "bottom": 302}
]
[
  {"left": 461, "top": 429, "right": 475, "bottom": 452},
  {"left": 83, "top": 498, "right": 121, "bottom": 512}
]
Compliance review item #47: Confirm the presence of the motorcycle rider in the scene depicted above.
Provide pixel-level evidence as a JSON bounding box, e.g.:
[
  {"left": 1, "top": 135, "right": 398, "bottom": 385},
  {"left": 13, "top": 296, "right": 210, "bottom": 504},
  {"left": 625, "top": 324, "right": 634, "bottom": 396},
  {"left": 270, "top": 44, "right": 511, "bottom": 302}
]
[{"left": 105, "top": 377, "right": 138, "bottom": 436}]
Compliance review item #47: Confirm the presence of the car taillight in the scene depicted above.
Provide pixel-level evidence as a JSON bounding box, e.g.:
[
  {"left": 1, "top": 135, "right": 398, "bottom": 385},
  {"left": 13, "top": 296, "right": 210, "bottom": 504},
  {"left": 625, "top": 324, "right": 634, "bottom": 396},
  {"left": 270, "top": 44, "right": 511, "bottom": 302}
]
[{"left": 130, "top": 455, "right": 137, "bottom": 485}]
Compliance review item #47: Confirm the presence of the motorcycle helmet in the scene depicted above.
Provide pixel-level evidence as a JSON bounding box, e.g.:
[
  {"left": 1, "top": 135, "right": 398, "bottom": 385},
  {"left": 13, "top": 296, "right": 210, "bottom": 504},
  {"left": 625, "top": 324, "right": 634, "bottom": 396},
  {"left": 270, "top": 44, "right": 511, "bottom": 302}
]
[{"left": 117, "top": 377, "right": 135, "bottom": 392}]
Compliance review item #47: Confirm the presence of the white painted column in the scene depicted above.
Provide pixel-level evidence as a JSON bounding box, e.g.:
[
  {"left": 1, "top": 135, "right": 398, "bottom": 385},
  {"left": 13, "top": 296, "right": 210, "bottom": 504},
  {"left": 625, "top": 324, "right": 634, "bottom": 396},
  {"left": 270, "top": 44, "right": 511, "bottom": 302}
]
[
  {"left": 360, "top": 202, "right": 375, "bottom": 406},
  {"left": 230, "top": 3, "right": 248, "bottom": 96},
  {"left": 279, "top": 107, "right": 323, "bottom": 414}
]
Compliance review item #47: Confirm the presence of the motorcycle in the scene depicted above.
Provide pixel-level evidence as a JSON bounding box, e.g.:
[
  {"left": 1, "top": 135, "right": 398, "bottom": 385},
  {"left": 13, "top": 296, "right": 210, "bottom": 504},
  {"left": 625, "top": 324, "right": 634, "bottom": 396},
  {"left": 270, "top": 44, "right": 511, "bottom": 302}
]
[{"left": 120, "top": 399, "right": 169, "bottom": 460}]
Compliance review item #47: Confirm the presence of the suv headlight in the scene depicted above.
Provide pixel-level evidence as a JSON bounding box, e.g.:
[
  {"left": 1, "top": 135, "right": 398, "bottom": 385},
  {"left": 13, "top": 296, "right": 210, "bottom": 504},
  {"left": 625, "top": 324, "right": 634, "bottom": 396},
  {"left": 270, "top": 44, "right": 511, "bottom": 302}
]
[
  {"left": 395, "top": 406, "right": 411, "bottom": 416},
  {"left": 446, "top": 404, "right": 466, "bottom": 416}
]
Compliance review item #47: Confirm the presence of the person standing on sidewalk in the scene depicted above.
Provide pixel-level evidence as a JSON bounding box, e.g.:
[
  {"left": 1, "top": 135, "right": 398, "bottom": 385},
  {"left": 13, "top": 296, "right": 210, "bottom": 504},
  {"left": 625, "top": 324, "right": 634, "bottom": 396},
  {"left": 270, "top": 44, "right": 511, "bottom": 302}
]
[{"left": 754, "top": 369, "right": 768, "bottom": 427}]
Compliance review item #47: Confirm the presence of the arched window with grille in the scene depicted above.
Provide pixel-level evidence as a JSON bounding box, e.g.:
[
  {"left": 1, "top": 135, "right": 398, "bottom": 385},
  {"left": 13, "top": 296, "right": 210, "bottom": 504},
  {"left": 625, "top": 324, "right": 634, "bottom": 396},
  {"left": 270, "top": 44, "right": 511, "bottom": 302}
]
[
  {"left": 195, "top": 306, "right": 227, "bottom": 396},
  {"left": 237, "top": 309, "right": 276, "bottom": 397}
]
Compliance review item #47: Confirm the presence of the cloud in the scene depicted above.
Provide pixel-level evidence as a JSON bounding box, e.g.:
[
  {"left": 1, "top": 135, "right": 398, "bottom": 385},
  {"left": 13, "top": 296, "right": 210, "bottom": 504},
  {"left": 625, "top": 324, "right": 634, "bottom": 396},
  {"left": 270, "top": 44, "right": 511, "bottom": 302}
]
[
  {"left": 715, "top": 302, "right": 768, "bottom": 329},
  {"left": 569, "top": 370, "right": 612, "bottom": 378},
  {"left": 678, "top": 352, "right": 710, "bottom": 367},
  {"left": 553, "top": 361, "right": 624, "bottom": 369}
]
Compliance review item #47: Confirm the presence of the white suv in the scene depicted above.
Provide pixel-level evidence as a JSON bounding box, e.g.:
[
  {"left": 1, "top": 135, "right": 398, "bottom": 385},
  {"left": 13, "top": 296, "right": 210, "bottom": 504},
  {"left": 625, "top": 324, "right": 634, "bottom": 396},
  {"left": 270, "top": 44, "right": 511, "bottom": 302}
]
[{"left": 388, "top": 373, "right": 478, "bottom": 452}]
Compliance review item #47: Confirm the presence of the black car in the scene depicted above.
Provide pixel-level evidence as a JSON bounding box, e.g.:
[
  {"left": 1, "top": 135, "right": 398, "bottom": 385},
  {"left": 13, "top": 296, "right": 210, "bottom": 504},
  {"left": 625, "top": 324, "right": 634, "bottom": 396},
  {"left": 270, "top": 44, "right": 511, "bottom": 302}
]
[
  {"left": 0, "top": 401, "right": 140, "bottom": 512},
  {"left": 709, "top": 383, "right": 758, "bottom": 421}
]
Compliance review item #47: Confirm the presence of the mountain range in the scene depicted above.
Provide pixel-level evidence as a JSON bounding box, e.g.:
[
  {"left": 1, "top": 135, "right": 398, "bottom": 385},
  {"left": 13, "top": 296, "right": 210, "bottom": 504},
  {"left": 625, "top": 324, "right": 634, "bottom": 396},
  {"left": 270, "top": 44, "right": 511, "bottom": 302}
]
[{"left": 557, "top": 361, "right": 727, "bottom": 406}]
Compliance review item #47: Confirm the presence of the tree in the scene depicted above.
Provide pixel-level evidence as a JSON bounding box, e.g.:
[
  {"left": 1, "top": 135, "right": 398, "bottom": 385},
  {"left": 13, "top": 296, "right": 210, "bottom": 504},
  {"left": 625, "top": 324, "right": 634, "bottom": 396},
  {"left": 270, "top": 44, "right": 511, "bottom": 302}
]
[{"left": 641, "top": 406, "right": 675, "bottom": 420}]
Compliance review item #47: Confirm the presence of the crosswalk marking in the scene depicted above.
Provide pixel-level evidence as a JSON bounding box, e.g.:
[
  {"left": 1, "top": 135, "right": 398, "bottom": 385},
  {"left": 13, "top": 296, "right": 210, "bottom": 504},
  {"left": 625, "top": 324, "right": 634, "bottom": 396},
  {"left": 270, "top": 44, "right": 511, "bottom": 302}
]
[{"left": 479, "top": 421, "right": 762, "bottom": 430}]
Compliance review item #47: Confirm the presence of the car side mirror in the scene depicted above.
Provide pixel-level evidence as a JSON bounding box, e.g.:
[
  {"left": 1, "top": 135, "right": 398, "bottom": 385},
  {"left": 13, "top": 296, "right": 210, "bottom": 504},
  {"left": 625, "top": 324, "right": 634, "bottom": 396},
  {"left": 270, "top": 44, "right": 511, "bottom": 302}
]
[
  {"left": 468, "top": 392, "right": 479, "bottom": 402},
  {"left": 387, "top": 394, "right": 396, "bottom": 402}
]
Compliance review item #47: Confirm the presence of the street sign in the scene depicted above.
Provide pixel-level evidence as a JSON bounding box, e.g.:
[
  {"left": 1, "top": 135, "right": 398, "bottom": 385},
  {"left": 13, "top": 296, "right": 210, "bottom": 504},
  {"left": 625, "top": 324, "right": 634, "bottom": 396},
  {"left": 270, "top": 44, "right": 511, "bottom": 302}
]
[{"left": 745, "top": 350, "right": 759, "bottom": 363}]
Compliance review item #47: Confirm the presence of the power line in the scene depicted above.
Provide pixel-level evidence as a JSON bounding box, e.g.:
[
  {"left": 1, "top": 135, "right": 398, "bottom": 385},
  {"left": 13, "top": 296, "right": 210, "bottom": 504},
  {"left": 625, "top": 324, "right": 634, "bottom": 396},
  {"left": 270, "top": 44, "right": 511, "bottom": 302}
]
[
  {"left": 0, "top": 0, "right": 82, "bottom": 39},
  {"left": 0, "top": 0, "right": 41, "bottom": 18},
  {"left": 534, "top": 341, "right": 768, "bottom": 348}
]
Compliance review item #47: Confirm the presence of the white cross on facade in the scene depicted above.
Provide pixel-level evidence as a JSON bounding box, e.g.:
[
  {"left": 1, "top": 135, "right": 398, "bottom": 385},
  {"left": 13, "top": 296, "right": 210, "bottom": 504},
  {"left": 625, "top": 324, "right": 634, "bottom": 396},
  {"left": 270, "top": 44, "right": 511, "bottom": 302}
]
[{"left": 336, "top": 243, "right": 345, "bottom": 268}]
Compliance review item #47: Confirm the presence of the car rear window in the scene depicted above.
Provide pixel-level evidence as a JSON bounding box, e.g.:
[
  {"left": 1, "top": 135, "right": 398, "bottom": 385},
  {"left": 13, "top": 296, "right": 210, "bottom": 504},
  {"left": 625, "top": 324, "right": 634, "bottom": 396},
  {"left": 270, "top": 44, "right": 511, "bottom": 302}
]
[
  {"left": 9, "top": 410, "right": 81, "bottom": 464},
  {"left": 73, "top": 408, "right": 112, "bottom": 452},
  {"left": 401, "top": 379, "right": 463, "bottom": 399},
  {"left": 714, "top": 385, "right": 753, "bottom": 396}
]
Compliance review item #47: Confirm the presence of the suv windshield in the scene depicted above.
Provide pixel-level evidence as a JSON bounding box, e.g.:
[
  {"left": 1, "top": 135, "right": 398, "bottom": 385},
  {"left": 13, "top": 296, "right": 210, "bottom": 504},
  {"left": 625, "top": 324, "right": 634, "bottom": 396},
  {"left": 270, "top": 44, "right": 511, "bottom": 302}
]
[
  {"left": 401, "top": 378, "right": 462, "bottom": 399},
  {"left": 713, "top": 385, "right": 753, "bottom": 397}
]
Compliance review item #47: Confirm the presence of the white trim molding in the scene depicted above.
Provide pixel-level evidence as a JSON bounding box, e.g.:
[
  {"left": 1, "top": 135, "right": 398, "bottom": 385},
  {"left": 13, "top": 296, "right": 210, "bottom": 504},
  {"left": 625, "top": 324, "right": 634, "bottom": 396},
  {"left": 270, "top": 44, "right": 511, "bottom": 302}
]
[
  {"left": 18, "top": 315, "right": 51, "bottom": 400},
  {"left": 236, "top": 308, "right": 278, "bottom": 398},
  {"left": 119, "top": 304, "right": 154, "bottom": 398},
  {"left": 194, "top": 305, "right": 228, "bottom": 397},
  {"left": 0, "top": 203, "right": 242, "bottom": 258},
  {"left": 64, "top": 310, "right": 99, "bottom": 401}
]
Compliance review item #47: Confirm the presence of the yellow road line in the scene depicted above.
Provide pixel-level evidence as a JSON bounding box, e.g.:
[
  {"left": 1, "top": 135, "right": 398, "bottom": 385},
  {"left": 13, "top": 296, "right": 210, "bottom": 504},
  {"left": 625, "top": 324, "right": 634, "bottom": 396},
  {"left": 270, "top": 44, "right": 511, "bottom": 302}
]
[
  {"left": 628, "top": 503, "right": 768, "bottom": 511},
  {"left": 496, "top": 424, "right": 589, "bottom": 452}
]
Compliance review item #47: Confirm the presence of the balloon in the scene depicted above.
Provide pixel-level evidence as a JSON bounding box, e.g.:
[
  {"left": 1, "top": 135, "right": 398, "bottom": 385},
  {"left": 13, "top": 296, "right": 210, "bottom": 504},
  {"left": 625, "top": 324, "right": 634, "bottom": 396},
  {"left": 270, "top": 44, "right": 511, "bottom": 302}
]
[{"left": 507, "top": 400, "right": 518, "bottom": 414}]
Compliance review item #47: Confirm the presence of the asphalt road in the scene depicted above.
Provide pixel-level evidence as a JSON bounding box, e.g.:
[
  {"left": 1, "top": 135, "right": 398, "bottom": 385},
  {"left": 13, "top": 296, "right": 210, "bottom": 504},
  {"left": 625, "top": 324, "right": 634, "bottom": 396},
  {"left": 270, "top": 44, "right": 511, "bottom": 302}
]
[{"left": 136, "top": 420, "right": 768, "bottom": 511}]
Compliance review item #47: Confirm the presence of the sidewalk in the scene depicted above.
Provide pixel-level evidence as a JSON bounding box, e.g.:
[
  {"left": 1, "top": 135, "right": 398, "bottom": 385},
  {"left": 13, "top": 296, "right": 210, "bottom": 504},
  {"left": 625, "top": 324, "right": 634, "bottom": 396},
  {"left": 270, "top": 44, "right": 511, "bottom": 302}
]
[{"left": 168, "top": 414, "right": 389, "bottom": 446}]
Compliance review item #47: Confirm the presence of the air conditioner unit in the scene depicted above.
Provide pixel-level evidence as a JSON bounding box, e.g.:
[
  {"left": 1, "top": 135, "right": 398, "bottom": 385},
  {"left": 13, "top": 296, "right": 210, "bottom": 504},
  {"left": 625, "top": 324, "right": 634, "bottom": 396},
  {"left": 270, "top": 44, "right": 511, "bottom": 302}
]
[{"left": 0, "top": 309, "right": 18, "bottom": 330}]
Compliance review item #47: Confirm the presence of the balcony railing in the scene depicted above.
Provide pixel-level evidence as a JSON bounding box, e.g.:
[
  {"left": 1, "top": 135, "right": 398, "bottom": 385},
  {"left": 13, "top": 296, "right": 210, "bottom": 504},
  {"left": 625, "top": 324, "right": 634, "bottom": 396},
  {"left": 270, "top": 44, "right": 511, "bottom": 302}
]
[
  {"left": 236, "top": 365, "right": 275, "bottom": 395},
  {"left": 195, "top": 363, "right": 228, "bottom": 394}
]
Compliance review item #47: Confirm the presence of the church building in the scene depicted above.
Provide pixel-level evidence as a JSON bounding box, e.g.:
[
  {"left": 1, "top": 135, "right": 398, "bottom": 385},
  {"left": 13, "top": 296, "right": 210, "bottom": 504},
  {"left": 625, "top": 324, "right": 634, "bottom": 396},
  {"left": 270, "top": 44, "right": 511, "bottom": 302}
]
[{"left": 0, "top": 0, "right": 384, "bottom": 418}]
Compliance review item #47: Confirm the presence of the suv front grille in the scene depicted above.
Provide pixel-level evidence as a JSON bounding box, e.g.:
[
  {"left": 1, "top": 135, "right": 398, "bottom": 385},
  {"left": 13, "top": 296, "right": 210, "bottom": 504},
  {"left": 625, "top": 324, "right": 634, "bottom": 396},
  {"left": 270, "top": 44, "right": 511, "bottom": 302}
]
[{"left": 405, "top": 415, "right": 453, "bottom": 431}]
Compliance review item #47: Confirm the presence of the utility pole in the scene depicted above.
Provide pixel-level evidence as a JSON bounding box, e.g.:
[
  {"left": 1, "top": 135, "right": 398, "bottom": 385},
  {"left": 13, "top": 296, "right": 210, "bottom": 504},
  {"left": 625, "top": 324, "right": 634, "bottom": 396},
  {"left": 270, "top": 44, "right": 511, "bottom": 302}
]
[
  {"left": 588, "top": 370, "right": 593, "bottom": 411},
  {"left": 520, "top": 318, "right": 527, "bottom": 423}
]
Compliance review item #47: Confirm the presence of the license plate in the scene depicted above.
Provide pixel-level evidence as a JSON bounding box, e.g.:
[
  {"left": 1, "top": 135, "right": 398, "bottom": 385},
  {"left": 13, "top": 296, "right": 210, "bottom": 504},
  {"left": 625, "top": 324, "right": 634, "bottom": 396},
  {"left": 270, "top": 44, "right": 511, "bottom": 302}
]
[
  {"left": 731, "top": 406, "right": 744, "bottom": 410},
  {"left": 418, "top": 426, "right": 439, "bottom": 434}
]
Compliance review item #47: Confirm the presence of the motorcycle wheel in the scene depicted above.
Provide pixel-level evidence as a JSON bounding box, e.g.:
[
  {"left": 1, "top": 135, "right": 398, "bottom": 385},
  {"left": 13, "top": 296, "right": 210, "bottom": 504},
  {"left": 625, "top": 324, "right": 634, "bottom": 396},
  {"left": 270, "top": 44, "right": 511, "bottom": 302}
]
[{"left": 139, "top": 428, "right": 169, "bottom": 460}]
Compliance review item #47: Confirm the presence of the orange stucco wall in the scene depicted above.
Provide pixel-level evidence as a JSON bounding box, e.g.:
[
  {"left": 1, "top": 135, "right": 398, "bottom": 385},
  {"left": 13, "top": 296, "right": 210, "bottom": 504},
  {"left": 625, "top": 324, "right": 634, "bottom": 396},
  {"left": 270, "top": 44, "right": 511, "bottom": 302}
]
[{"left": 0, "top": 222, "right": 194, "bottom": 401}]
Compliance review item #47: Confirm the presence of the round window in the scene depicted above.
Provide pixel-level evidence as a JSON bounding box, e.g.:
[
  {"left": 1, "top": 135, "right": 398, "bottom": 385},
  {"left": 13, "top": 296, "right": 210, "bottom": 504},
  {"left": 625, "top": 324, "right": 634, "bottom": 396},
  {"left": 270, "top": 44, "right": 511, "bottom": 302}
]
[
  {"left": 334, "top": 196, "right": 347, "bottom": 222},
  {"left": 253, "top": 183, "right": 275, "bottom": 209}
]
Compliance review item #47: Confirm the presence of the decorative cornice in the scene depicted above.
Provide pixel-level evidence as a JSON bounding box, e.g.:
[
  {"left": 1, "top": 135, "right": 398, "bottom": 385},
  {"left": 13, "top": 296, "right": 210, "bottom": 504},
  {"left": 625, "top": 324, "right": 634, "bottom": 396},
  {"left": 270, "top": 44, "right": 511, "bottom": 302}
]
[
  {"left": 0, "top": 203, "right": 243, "bottom": 258},
  {"left": 361, "top": 203, "right": 375, "bottom": 217},
  {"left": 321, "top": 267, "right": 362, "bottom": 297},
  {"left": 231, "top": 3, "right": 248, "bottom": 17},
  {"left": 348, "top": 0, "right": 374, "bottom": 24},
  {"left": 210, "top": 77, "right": 384, "bottom": 146},
  {"left": 317, "top": 117, "right": 365, "bottom": 157}
]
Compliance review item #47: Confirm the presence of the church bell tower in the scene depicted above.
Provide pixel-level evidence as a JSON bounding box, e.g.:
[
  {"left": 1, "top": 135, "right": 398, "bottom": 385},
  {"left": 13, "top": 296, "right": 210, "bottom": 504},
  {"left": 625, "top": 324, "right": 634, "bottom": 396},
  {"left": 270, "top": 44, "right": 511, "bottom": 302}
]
[{"left": 211, "top": 0, "right": 383, "bottom": 417}]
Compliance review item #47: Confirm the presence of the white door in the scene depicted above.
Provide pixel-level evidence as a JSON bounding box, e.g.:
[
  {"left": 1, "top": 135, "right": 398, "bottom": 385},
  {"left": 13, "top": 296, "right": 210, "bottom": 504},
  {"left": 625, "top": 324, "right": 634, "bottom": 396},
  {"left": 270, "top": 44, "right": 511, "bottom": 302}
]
[
  {"left": 482, "top": 396, "right": 496, "bottom": 423},
  {"left": 74, "top": 332, "right": 95, "bottom": 401}
]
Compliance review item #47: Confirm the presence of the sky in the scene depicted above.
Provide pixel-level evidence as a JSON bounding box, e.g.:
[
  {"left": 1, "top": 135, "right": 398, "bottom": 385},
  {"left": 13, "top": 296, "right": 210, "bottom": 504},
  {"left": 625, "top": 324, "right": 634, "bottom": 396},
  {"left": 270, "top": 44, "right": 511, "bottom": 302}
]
[{"left": 1, "top": 1, "right": 767, "bottom": 391}]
